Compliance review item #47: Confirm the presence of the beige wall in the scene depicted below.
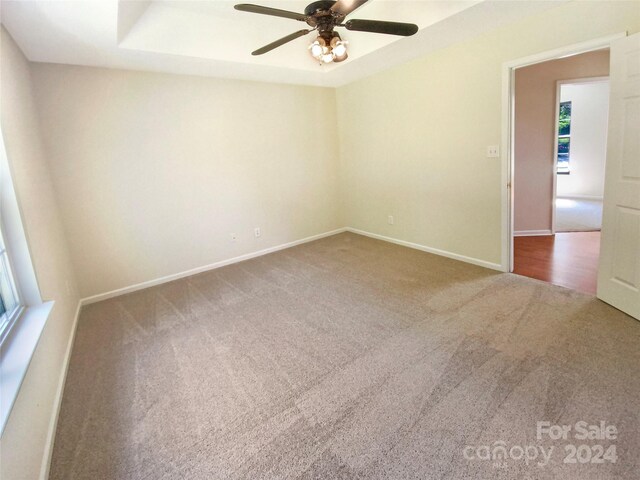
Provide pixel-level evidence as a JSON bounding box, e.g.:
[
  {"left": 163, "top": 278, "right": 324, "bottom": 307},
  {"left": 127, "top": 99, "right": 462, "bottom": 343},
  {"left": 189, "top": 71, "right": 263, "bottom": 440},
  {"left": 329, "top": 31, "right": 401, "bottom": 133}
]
[
  {"left": 30, "top": 65, "right": 342, "bottom": 298},
  {"left": 338, "top": 1, "right": 639, "bottom": 263},
  {"left": 514, "top": 49, "right": 610, "bottom": 233},
  {"left": 0, "top": 28, "right": 80, "bottom": 480}
]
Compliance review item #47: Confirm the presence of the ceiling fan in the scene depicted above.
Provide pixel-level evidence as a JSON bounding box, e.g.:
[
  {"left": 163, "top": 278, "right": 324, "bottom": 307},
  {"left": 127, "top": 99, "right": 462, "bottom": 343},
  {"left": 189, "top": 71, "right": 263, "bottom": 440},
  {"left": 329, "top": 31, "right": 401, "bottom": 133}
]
[{"left": 234, "top": 0, "right": 419, "bottom": 64}]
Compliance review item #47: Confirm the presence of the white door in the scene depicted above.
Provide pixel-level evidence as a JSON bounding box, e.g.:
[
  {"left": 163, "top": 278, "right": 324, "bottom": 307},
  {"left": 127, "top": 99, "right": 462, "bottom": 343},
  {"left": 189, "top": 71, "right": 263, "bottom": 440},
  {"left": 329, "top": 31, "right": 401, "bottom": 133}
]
[{"left": 597, "top": 33, "right": 640, "bottom": 320}]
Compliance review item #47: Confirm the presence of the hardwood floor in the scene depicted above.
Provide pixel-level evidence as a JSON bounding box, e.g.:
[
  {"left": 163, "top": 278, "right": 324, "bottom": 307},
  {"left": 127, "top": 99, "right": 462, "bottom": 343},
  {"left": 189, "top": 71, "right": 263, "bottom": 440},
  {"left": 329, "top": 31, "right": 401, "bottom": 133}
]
[{"left": 514, "top": 232, "right": 600, "bottom": 295}]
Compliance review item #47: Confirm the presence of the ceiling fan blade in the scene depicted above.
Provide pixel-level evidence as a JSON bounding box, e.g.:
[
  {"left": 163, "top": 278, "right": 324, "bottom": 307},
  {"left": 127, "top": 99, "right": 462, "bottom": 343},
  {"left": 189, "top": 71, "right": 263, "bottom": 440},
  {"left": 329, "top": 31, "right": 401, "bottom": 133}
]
[
  {"left": 345, "top": 19, "right": 419, "bottom": 36},
  {"left": 252, "top": 29, "right": 313, "bottom": 55},
  {"left": 330, "top": 0, "right": 370, "bottom": 16},
  {"left": 234, "top": 4, "right": 307, "bottom": 21}
]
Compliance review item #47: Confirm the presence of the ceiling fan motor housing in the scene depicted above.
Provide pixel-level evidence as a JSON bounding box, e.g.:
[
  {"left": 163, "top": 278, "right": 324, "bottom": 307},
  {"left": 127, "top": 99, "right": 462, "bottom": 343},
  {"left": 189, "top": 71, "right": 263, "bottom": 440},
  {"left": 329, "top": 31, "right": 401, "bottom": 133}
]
[
  {"left": 304, "top": 1, "right": 337, "bottom": 17},
  {"left": 304, "top": 1, "right": 343, "bottom": 32}
]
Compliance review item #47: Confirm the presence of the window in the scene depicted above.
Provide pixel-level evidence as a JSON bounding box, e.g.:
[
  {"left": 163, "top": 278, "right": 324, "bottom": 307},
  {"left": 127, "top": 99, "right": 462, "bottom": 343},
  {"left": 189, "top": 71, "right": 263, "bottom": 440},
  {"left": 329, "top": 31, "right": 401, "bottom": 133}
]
[
  {"left": 1, "top": 127, "right": 52, "bottom": 436},
  {"left": 557, "top": 101, "right": 572, "bottom": 174},
  {"left": 0, "top": 223, "right": 22, "bottom": 345}
]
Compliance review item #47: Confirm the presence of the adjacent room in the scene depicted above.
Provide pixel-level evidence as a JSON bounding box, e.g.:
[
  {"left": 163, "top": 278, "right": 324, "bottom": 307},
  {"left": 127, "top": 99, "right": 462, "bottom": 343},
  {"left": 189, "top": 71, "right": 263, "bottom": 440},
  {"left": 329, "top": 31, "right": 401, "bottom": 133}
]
[
  {"left": 555, "top": 79, "right": 609, "bottom": 233},
  {"left": 512, "top": 49, "right": 611, "bottom": 294},
  {"left": 1, "top": 1, "right": 639, "bottom": 479}
]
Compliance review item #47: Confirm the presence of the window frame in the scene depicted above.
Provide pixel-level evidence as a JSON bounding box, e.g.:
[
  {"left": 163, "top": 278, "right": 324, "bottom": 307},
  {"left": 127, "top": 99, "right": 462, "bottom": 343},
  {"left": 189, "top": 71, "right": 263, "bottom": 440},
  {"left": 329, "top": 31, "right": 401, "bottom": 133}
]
[
  {"left": 0, "top": 221, "right": 25, "bottom": 346},
  {"left": 556, "top": 100, "right": 572, "bottom": 175},
  {"left": 1, "top": 126, "right": 53, "bottom": 436}
]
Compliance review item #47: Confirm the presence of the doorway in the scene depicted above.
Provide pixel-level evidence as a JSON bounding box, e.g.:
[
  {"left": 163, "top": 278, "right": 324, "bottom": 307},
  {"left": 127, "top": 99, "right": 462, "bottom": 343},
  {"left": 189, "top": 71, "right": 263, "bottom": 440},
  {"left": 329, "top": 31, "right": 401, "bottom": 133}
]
[
  {"left": 553, "top": 78, "right": 609, "bottom": 234},
  {"left": 503, "top": 33, "right": 640, "bottom": 320},
  {"left": 509, "top": 49, "right": 611, "bottom": 294}
]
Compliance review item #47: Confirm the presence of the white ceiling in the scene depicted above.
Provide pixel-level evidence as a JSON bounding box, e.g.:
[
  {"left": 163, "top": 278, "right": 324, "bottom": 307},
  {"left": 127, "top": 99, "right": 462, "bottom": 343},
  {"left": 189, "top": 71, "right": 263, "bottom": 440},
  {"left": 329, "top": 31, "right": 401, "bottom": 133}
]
[{"left": 1, "top": 0, "right": 565, "bottom": 87}]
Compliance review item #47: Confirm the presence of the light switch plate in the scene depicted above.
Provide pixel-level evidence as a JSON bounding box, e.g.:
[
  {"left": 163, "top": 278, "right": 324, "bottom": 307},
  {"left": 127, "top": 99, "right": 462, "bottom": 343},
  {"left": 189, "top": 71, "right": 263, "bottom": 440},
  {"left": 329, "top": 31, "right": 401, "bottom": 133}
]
[{"left": 487, "top": 145, "right": 500, "bottom": 158}]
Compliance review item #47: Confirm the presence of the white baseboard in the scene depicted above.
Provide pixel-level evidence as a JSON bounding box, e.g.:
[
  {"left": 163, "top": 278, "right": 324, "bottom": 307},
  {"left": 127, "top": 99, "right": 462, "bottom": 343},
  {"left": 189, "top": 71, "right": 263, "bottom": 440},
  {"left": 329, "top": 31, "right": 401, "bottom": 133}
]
[
  {"left": 42, "top": 228, "right": 346, "bottom": 475},
  {"left": 557, "top": 195, "right": 603, "bottom": 201},
  {"left": 80, "top": 228, "right": 348, "bottom": 305},
  {"left": 346, "top": 228, "right": 504, "bottom": 272},
  {"left": 81, "top": 226, "right": 508, "bottom": 306},
  {"left": 514, "top": 230, "right": 553, "bottom": 237},
  {"left": 39, "top": 300, "right": 82, "bottom": 480},
  {"left": 41, "top": 225, "right": 505, "bottom": 477}
]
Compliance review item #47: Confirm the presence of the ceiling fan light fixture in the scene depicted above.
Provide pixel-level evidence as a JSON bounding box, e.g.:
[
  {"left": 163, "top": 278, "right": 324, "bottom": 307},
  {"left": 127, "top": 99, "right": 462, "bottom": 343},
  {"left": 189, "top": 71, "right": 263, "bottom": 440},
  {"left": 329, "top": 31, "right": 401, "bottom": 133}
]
[
  {"left": 333, "top": 49, "right": 348, "bottom": 63},
  {"left": 333, "top": 41, "right": 347, "bottom": 57},
  {"left": 309, "top": 32, "right": 348, "bottom": 64},
  {"left": 309, "top": 35, "right": 333, "bottom": 61},
  {"left": 309, "top": 40, "right": 324, "bottom": 57},
  {"left": 330, "top": 32, "right": 348, "bottom": 63}
]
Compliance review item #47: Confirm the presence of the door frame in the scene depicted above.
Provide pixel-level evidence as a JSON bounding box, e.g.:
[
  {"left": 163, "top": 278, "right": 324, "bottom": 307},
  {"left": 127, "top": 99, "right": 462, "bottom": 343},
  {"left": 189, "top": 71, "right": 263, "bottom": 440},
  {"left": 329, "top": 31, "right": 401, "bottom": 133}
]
[
  {"left": 551, "top": 76, "right": 610, "bottom": 234},
  {"left": 500, "top": 32, "right": 626, "bottom": 273}
]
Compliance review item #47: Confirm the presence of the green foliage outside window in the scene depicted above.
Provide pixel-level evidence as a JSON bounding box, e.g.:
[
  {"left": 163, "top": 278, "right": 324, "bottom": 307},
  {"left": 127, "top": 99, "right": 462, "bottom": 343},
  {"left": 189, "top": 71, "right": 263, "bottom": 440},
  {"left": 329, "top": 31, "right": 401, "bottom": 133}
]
[
  {"left": 558, "top": 101, "right": 571, "bottom": 136},
  {"left": 557, "top": 101, "right": 572, "bottom": 173}
]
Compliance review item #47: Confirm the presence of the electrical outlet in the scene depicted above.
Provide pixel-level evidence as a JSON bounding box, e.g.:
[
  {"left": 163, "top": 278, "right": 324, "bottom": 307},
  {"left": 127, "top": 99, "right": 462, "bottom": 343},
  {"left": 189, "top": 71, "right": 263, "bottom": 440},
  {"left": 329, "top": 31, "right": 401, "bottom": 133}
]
[
  {"left": 254, "top": 227, "right": 261, "bottom": 238},
  {"left": 487, "top": 145, "right": 500, "bottom": 158},
  {"left": 388, "top": 215, "right": 394, "bottom": 225},
  {"left": 230, "top": 233, "right": 237, "bottom": 242}
]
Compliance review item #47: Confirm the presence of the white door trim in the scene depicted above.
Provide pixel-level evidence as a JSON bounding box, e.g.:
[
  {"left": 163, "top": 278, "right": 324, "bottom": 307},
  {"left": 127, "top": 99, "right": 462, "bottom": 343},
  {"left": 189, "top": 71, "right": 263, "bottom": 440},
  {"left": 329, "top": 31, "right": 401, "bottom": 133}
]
[{"left": 501, "top": 32, "right": 626, "bottom": 272}]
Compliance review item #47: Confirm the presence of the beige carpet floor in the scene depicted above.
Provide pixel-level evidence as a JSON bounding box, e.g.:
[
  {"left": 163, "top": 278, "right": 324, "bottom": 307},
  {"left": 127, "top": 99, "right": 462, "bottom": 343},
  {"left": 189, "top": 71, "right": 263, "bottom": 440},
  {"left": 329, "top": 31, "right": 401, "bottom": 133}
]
[{"left": 49, "top": 232, "right": 640, "bottom": 480}]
